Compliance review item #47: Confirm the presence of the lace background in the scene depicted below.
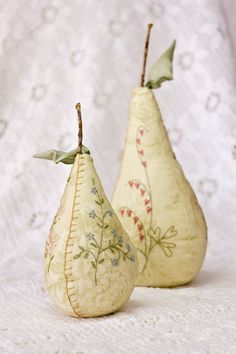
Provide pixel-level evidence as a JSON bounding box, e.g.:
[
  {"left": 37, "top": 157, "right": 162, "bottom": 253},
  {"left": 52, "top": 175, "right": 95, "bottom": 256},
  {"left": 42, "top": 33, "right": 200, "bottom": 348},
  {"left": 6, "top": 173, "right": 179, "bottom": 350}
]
[{"left": 0, "top": 0, "right": 236, "bottom": 353}]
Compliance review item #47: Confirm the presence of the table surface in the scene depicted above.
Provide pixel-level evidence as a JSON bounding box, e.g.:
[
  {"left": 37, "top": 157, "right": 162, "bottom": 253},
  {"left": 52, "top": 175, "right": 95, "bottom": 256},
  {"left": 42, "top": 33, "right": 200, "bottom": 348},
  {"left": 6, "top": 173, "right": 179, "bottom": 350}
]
[{"left": 1, "top": 265, "right": 236, "bottom": 354}]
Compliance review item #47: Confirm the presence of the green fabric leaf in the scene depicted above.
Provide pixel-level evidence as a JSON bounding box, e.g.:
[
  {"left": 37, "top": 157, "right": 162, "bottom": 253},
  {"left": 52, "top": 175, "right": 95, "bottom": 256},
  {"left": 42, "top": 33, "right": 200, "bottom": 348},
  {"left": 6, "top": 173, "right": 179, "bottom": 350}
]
[
  {"left": 33, "top": 145, "right": 90, "bottom": 164},
  {"left": 146, "top": 40, "right": 176, "bottom": 89}
]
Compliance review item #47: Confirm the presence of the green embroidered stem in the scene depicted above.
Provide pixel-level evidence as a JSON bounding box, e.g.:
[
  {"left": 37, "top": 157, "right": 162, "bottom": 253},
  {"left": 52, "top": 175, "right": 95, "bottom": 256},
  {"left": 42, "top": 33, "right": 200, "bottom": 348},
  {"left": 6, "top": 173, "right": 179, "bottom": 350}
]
[
  {"left": 120, "top": 126, "right": 178, "bottom": 273},
  {"left": 73, "top": 178, "right": 136, "bottom": 285},
  {"left": 94, "top": 190, "right": 105, "bottom": 285},
  {"left": 47, "top": 255, "right": 54, "bottom": 272}
]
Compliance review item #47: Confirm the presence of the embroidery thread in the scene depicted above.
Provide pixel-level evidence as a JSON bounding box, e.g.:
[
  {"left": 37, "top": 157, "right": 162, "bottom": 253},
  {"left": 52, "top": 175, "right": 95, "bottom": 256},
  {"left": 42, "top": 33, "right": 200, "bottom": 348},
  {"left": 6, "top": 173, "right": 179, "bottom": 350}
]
[
  {"left": 74, "top": 178, "right": 136, "bottom": 285},
  {"left": 119, "top": 126, "right": 177, "bottom": 273}
]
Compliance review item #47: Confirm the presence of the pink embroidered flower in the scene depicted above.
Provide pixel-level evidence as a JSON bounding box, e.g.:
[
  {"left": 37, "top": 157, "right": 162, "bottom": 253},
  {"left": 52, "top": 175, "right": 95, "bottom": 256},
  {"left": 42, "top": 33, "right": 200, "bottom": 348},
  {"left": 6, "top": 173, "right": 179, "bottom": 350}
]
[
  {"left": 138, "top": 149, "right": 144, "bottom": 156},
  {"left": 139, "top": 129, "right": 144, "bottom": 136},
  {"left": 142, "top": 161, "right": 147, "bottom": 168},
  {"left": 139, "top": 234, "right": 145, "bottom": 241},
  {"left": 56, "top": 206, "right": 65, "bottom": 218},
  {"left": 46, "top": 229, "right": 58, "bottom": 256}
]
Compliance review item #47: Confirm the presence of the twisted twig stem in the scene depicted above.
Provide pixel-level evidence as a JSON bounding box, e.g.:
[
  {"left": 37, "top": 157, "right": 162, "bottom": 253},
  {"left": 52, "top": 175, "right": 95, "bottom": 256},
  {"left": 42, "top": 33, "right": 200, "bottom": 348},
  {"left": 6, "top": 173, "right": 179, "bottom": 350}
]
[
  {"left": 75, "top": 103, "right": 83, "bottom": 154},
  {"left": 140, "top": 23, "right": 153, "bottom": 87}
]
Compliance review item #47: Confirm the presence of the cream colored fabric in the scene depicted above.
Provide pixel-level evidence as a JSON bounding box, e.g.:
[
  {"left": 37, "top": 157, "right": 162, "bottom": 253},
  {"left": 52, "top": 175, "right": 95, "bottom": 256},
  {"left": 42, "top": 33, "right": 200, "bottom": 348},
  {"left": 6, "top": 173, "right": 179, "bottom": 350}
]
[
  {"left": 112, "top": 88, "right": 207, "bottom": 287},
  {"left": 1, "top": 0, "right": 236, "bottom": 352},
  {"left": 45, "top": 153, "right": 138, "bottom": 317}
]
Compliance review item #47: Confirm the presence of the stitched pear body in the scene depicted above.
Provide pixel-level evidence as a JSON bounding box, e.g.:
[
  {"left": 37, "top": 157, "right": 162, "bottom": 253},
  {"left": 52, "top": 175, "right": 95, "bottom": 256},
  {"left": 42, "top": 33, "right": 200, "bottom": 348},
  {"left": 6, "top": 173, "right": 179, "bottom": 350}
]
[
  {"left": 45, "top": 154, "right": 138, "bottom": 317},
  {"left": 112, "top": 87, "right": 207, "bottom": 287}
]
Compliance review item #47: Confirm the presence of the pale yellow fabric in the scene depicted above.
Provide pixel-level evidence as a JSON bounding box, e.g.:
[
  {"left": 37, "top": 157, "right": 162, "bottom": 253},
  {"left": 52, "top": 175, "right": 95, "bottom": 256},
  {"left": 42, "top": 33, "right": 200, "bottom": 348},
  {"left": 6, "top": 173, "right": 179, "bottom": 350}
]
[
  {"left": 45, "top": 154, "right": 138, "bottom": 317},
  {"left": 112, "top": 87, "right": 207, "bottom": 287}
]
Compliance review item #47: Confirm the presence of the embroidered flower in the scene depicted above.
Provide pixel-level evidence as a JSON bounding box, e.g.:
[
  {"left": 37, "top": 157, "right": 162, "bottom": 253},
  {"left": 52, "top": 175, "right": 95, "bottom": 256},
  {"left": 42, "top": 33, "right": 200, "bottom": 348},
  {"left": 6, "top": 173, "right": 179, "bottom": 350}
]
[
  {"left": 89, "top": 210, "right": 96, "bottom": 218},
  {"left": 111, "top": 258, "right": 119, "bottom": 267},
  {"left": 91, "top": 187, "right": 98, "bottom": 195},
  {"left": 126, "top": 244, "right": 131, "bottom": 252},
  {"left": 130, "top": 255, "right": 135, "bottom": 262},
  {"left": 117, "top": 236, "right": 123, "bottom": 246},
  {"left": 46, "top": 229, "right": 58, "bottom": 256},
  {"left": 54, "top": 206, "right": 65, "bottom": 223},
  {"left": 86, "top": 232, "right": 95, "bottom": 240}
]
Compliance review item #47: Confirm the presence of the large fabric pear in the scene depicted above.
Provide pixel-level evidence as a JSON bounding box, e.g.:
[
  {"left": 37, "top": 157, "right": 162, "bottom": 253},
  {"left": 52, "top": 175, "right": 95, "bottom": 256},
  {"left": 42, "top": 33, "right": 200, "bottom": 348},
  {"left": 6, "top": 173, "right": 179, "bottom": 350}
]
[
  {"left": 44, "top": 152, "right": 138, "bottom": 317},
  {"left": 112, "top": 87, "right": 207, "bottom": 287}
]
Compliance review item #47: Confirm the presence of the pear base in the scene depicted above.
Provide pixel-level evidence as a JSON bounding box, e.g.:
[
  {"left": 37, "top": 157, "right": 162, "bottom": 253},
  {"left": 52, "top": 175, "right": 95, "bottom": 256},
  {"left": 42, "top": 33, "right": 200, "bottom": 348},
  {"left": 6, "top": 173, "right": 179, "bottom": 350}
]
[
  {"left": 58, "top": 303, "right": 126, "bottom": 319},
  {"left": 135, "top": 279, "right": 192, "bottom": 288}
]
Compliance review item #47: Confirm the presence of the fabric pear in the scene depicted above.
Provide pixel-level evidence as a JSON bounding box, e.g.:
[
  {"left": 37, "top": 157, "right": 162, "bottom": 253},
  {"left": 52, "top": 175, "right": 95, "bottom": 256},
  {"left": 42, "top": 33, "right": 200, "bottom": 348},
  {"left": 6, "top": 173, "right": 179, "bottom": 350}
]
[
  {"left": 112, "top": 87, "right": 207, "bottom": 287},
  {"left": 112, "top": 30, "right": 207, "bottom": 288},
  {"left": 44, "top": 152, "right": 138, "bottom": 317},
  {"left": 35, "top": 103, "right": 138, "bottom": 317}
]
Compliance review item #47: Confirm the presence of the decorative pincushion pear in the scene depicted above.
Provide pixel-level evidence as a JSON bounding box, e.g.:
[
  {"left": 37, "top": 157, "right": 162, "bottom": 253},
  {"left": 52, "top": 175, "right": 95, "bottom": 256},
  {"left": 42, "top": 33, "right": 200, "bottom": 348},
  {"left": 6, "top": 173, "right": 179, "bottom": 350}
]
[
  {"left": 112, "top": 25, "right": 207, "bottom": 287},
  {"left": 34, "top": 104, "right": 138, "bottom": 317}
]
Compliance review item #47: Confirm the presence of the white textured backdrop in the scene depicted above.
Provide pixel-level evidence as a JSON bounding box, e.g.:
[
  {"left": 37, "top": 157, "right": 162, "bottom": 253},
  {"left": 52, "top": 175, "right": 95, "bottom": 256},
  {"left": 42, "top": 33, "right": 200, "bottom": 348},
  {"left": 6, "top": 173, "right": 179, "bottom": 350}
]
[{"left": 0, "top": 0, "right": 236, "bottom": 353}]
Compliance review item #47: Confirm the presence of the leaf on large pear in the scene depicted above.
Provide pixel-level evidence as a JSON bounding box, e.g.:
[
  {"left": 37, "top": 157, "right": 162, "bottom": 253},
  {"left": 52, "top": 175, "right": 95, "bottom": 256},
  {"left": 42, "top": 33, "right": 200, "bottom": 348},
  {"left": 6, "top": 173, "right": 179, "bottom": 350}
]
[
  {"left": 33, "top": 145, "right": 90, "bottom": 164},
  {"left": 146, "top": 40, "right": 176, "bottom": 89}
]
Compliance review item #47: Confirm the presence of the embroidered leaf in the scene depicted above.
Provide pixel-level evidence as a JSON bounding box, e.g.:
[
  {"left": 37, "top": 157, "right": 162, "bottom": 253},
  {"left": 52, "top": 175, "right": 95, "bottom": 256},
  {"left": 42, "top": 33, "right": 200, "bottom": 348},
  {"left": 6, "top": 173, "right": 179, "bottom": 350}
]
[
  {"left": 79, "top": 246, "right": 84, "bottom": 251},
  {"left": 161, "top": 226, "right": 177, "bottom": 239},
  {"left": 74, "top": 253, "right": 82, "bottom": 259},
  {"left": 90, "top": 242, "right": 98, "bottom": 248},
  {"left": 161, "top": 242, "right": 176, "bottom": 248},
  {"left": 95, "top": 199, "right": 104, "bottom": 206},
  {"left": 33, "top": 145, "right": 90, "bottom": 164},
  {"left": 148, "top": 227, "right": 161, "bottom": 242},
  {"left": 98, "top": 258, "right": 105, "bottom": 264},
  {"left": 146, "top": 40, "right": 176, "bottom": 89},
  {"left": 91, "top": 261, "right": 96, "bottom": 268},
  {"left": 159, "top": 242, "right": 176, "bottom": 257},
  {"left": 84, "top": 252, "right": 89, "bottom": 259}
]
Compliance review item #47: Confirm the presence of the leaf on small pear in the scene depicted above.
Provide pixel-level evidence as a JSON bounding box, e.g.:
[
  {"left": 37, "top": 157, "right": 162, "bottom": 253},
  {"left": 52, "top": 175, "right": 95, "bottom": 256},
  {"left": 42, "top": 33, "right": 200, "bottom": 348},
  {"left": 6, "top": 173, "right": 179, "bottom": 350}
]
[
  {"left": 33, "top": 145, "right": 90, "bottom": 164},
  {"left": 146, "top": 40, "right": 176, "bottom": 89},
  {"left": 98, "top": 258, "right": 104, "bottom": 264},
  {"left": 91, "top": 261, "right": 96, "bottom": 268}
]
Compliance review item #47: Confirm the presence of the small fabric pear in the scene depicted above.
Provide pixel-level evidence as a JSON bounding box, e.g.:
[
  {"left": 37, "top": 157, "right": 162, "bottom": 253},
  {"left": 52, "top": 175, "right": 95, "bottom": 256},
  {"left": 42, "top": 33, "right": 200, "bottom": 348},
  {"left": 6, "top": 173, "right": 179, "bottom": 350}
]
[
  {"left": 112, "top": 25, "right": 207, "bottom": 287},
  {"left": 34, "top": 104, "right": 138, "bottom": 317}
]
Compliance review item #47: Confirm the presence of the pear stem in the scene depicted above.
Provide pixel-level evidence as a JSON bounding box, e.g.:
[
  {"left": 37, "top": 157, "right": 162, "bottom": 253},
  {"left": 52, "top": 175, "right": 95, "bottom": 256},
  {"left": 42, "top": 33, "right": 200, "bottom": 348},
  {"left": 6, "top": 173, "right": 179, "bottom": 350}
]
[
  {"left": 140, "top": 23, "right": 153, "bottom": 87},
  {"left": 75, "top": 103, "right": 83, "bottom": 154}
]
